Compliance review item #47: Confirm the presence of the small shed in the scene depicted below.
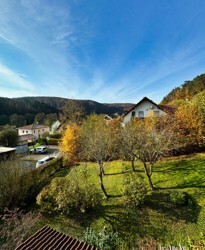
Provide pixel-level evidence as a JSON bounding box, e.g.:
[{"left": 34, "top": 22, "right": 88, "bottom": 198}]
[{"left": 0, "top": 146, "right": 16, "bottom": 161}]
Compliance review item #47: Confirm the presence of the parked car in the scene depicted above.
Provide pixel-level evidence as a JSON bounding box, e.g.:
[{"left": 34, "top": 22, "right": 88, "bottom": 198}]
[
  {"left": 36, "top": 156, "right": 55, "bottom": 168},
  {"left": 29, "top": 146, "right": 48, "bottom": 154}
]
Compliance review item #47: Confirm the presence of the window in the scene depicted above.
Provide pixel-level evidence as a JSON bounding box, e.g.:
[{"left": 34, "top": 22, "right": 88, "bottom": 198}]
[
  {"left": 131, "top": 111, "right": 136, "bottom": 117},
  {"left": 42, "top": 129, "right": 44, "bottom": 132},
  {"left": 138, "top": 111, "right": 144, "bottom": 118},
  {"left": 22, "top": 130, "right": 24, "bottom": 133},
  {"left": 34, "top": 130, "right": 35, "bottom": 133},
  {"left": 26, "top": 131, "right": 28, "bottom": 133}
]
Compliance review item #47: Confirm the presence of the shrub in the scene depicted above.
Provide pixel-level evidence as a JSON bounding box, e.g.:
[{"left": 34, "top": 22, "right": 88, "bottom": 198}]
[
  {"left": 170, "top": 190, "right": 188, "bottom": 205},
  {"left": 49, "top": 133, "right": 62, "bottom": 139},
  {"left": 0, "top": 208, "right": 41, "bottom": 250},
  {"left": 83, "top": 227, "right": 120, "bottom": 250},
  {"left": 0, "top": 157, "right": 63, "bottom": 212},
  {"left": 0, "top": 160, "right": 38, "bottom": 211},
  {"left": 37, "top": 167, "right": 102, "bottom": 215},
  {"left": 47, "top": 138, "right": 60, "bottom": 145},
  {"left": 121, "top": 173, "right": 149, "bottom": 211}
]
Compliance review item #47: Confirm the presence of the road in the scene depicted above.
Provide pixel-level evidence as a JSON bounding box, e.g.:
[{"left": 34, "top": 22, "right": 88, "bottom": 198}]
[{"left": 19, "top": 145, "right": 60, "bottom": 169}]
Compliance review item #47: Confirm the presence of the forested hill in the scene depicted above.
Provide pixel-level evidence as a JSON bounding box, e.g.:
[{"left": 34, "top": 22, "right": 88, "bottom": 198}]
[
  {"left": 161, "top": 73, "right": 205, "bottom": 104},
  {"left": 0, "top": 96, "right": 133, "bottom": 116}
]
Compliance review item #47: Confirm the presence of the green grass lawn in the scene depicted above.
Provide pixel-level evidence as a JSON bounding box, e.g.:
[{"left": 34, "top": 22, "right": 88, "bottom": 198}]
[{"left": 39, "top": 153, "right": 205, "bottom": 247}]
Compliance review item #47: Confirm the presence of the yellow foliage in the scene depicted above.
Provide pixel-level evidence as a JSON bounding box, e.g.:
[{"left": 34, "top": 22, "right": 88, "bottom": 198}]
[
  {"left": 173, "top": 103, "right": 204, "bottom": 146},
  {"left": 59, "top": 124, "right": 79, "bottom": 161}
]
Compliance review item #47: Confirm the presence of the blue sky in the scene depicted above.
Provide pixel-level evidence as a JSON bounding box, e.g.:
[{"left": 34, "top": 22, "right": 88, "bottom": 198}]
[{"left": 0, "top": 0, "right": 205, "bottom": 103}]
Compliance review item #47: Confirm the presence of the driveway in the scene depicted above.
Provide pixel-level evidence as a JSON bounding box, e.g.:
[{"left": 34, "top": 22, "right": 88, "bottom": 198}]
[{"left": 19, "top": 145, "right": 60, "bottom": 169}]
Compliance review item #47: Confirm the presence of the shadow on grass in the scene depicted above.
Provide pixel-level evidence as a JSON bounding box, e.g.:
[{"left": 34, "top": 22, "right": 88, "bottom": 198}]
[
  {"left": 144, "top": 190, "right": 201, "bottom": 224},
  {"left": 105, "top": 170, "right": 130, "bottom": 176}
]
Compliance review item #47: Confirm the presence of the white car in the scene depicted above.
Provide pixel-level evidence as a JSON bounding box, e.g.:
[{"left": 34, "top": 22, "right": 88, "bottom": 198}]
[
  {"left": 36, "top": 156, "right": 55, "bottom": 168},
  {"left": 29, "top": 146, "right": 48, "bottom": 154}
]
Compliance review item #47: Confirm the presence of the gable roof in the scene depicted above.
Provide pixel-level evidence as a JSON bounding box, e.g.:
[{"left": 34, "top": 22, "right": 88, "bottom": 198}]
[
  {"left": 123, "top": 97, "right": 174, "bottom": 117},
  {"left": 15, "top": 226, "right": 99, "bottom": 250},
  {"left": 17, "top": 124, "right": 49, "bottom": 130}
]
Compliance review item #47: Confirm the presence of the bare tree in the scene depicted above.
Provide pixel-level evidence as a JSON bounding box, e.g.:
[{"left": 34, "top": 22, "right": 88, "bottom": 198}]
[{"left": 60, "top": 99, "right": 84, "bottom": 125}]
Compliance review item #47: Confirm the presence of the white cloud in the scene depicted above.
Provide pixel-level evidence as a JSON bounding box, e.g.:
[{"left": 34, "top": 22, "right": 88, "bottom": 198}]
[{"left": 0, "top": 63, "right": 35, "bottom": 91}]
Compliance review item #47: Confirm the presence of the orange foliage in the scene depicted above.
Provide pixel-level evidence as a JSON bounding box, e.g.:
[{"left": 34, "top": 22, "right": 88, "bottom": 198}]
[{"left": 173, "top": 103, "right": 203, "bottom": 147}]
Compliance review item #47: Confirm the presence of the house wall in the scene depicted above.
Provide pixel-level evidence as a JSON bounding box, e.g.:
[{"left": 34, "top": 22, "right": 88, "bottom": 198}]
[
  {"left": 18, "top": 127, "right": 50, "bottom": 137},
  {"left": 123, "top": 100, "right": 166, "bottom": 123}
]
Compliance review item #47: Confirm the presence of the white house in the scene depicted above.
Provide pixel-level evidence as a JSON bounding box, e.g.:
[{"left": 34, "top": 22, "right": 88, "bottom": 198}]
[
  {"left": 123, "top": 97, "right": 172, "bottom": 124},
  {"left": 51, "top": 120, "right": 61, "bottom": 134},
  {"left": 17, "top": 124, "right": 50, "bottom": 138}
]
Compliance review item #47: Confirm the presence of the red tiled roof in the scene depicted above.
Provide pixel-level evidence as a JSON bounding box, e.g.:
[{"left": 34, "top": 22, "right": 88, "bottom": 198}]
[{"left": 15, "top": 226, "right": 99, "bottom": 250}]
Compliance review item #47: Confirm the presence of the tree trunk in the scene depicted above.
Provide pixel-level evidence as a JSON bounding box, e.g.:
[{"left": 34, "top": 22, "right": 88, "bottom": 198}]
[
  {"left": 143, "top": 162, "right": 154, "bottom": 190},
  {"left": 131, "top": 159, "right": 136, "bottom": 172},
  {"left": 99, "top": 164, "right": 108, "bottom": 198}
]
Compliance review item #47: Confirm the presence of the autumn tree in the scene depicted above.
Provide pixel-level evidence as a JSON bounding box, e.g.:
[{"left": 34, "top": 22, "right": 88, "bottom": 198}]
[
  {"left": 79, "top": 114, "right": 117, "bottom": 198},
  {"left": 59, "top": 124, "right": 80, "bottom": 162},
  {"left": 173, "top": 102, "right": 204, "bottom": 150},
  {"left": 119, "top": 118, "right": 140, "bottom": 172},
  {"left": 133, "top": 117, "right": 175, "bottom": 190}
]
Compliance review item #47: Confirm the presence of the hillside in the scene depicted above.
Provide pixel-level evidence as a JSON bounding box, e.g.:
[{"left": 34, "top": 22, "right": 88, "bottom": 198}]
[
  {"left": 0, "top": 96, "right": 133, "bottom": 116},
  {"left": 161, "top": 73, "right": 205, "bottom": 104}
]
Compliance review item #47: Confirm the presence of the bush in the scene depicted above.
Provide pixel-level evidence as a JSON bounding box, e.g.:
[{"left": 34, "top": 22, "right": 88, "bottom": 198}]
[
  {"left": 47, "top": 138, "right": 60, "bottom": 145},
  {"left": 0, "top": 208, "right": 41, "bottom": 250},
  {"left": 0, "top": 160, "right": 38, "bottom": 211},
  {"left": 0, "top": 157, "right": 63, "bottom": 212},
  {"left": 49, "top": 133, "right": 62, "bottom": 139},
  {"left": 170, "top": 190, "right": 188, "bottom": 205},
  {"left": 83, "top": 227, "right": 120, "bottom": 250},
  {"left": 37, "top": 137, "right": 46, "bottom": 145},
  {"left": 121, "top": 173, "right": 149, "bottom": 211},
  {"left": 37, "top": 166, "right": 102, "bottom": 215}
]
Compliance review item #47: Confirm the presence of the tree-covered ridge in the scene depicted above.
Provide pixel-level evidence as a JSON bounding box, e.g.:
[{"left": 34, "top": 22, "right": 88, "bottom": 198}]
[
  {"left": 161, "top": 73, "right": 205, "bottom": 104},
  {"left": 0, "top": 97, "right": 58, "bottom": 116},
  {"left": 0, "top": 96, "right": 133, "bottom": 117}
]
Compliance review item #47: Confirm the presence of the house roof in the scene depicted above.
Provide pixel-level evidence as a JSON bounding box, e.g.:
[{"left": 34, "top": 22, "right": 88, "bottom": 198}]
[
  {"left": 17, "top": 124, "right": 49, "bottom": 130},
  {"left": 15, "top": 226, "right": 99, "bottom": 250},
  {"left": 0, "top": 147, "right": 16, "bottom": 154},
  {"left": 123, "top": 97, "right": 174, "bottom": 117},
  {"left": 18, "top": 134, "right": 37, "bottom": 142}
]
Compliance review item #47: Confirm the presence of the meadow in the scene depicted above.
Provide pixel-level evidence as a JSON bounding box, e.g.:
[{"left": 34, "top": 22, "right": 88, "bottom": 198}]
[{"left": 40, "top": 152, "right": 205, "bottom": 248}]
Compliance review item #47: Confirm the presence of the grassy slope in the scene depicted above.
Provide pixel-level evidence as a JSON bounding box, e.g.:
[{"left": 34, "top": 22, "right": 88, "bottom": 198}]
[{"left": 42, "top": 153, "right": 205, "bottom": 246}]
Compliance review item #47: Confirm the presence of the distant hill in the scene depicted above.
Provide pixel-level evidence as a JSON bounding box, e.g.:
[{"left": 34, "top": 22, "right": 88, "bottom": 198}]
[
  {"left": 161, "top": 73, "right": 205, "bottom": 104},
  {"left": 0, "top": 96, "right": 133, "bottom": 117}
]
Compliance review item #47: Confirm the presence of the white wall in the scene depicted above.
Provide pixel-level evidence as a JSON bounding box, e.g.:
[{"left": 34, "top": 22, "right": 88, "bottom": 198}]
[
  {"left": 123, "top": 100, "right": 166, "bottom": 124},
  {"left": 18, "top": 127, "right": 50, "bottom": 137}
]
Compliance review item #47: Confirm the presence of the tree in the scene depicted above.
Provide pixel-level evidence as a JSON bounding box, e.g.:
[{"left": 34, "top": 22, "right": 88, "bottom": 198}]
[
  {"left": 44, "top": 113, "right": 58, "bottom": 126},
  {"left": 172, "top": 102, "right": 204, "bottom": 150},
  {"left": 0, "top": 128, "right": 18, "bottom": 147},
  {"left": 133, "top": 117, "right": 175, "bottom": 190},
  {"left": 59, "top": 124, "right": 80, "bottom": 162},
  {"left": 9, "top": 114, "right": 26, "bottom": 127},
  {"left": 60, "top": 99, "right": 84, "bottom": 125},
  {"left": 34, "top": 113, "right": 46, "bottom": 124},
  {"left": 79, "top": 114, "right": 117, "bottom": 198},
  {"left": 119, "top": 118, "right": 140, "bottom": 172}
]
